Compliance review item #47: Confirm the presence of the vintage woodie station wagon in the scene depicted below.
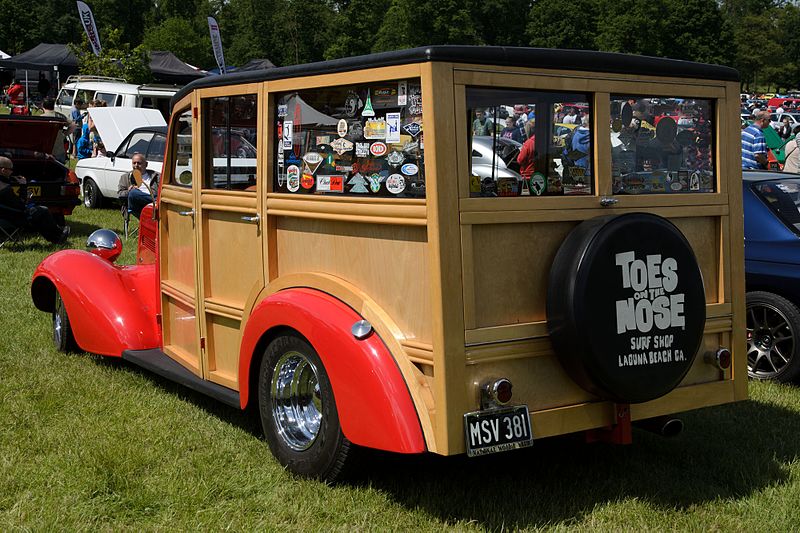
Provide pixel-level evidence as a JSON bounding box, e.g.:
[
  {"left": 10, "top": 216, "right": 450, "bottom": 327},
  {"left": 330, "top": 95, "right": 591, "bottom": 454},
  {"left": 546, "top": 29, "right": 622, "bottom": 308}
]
[{"left": 31, "top": 46, "right": 746, "bottom": 480}]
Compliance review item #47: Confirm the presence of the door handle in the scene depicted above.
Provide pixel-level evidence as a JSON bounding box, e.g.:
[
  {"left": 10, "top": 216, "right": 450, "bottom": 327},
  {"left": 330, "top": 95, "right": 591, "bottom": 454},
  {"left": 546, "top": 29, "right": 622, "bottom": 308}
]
[
  {"left": 600, "top": 197, "right": 619, "bottom": 207},
  {"left": 178, "top": 209, "right": 195, "bottom": 218},
  {"left": 241, "top": 214, "right": 260, "bottom": 224}
]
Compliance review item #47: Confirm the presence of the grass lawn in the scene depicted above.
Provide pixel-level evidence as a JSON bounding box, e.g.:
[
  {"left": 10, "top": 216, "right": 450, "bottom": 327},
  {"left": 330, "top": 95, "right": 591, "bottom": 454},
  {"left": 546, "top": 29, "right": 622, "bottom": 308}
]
[{"left": 2, "top": 204, "right": 800, "bottom": 530}]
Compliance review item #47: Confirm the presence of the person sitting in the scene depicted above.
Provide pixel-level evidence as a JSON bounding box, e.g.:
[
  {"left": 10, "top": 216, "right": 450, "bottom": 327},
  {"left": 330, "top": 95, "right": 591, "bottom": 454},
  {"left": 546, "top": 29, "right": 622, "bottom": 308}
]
[
  {"left": 0, "top": 156, "right": 70, "bottom": 244},
  {"left": 118, "top": 153, "right": 160, "bottom": 218}
]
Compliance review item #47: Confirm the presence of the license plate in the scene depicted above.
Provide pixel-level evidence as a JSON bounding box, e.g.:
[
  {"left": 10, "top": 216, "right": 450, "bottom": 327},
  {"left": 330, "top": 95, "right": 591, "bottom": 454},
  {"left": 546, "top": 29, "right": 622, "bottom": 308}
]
[
  {"left": 12, "top": 185, "right": 41, "bottom": 197},
  {"left": 464, "top": 404, "right": 533, "bottom": 457}
]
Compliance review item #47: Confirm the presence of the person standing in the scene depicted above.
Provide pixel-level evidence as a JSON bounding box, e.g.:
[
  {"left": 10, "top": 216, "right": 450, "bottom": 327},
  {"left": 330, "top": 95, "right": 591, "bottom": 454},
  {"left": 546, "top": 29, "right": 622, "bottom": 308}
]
[
  {"left": 472, "top": 109, "right": 493, "bottom": 136},
  {"left": 778, "top": 116, "right": 793, "bottom": 141},
  {"left": 69, "top": 98, "right": 84, "bottom": 158},
  {"left": 742, "top": 110, "right": 770, "bottom": 169},
  {"left": 6, "top": 79, "right": 25, "bottom": 105},
  {"left": 783, "top": 125, "right": 800, "bottom": 173},
  {"left": 37, "top": 73, "right": 51, "bottom": 100}
]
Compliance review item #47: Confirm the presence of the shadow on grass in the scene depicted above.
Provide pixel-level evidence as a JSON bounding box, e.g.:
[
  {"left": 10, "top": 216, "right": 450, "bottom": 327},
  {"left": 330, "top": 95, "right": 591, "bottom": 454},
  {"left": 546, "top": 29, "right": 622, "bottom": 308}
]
[
  {"left": 91, "top": 355, "right": 800, "bottom": 529},
  {"left": 343, "top": 399, "right": 800, "bottom": 528}
]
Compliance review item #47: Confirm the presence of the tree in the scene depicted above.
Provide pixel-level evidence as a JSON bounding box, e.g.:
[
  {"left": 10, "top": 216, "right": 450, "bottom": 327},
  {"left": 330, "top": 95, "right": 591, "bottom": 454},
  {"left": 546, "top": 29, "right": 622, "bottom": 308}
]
[
  {"left": 70, "top": 29, "right": 151, "bottom": 84},
  {"left": 526, "top": 0, "right": 598, "bottom": 50},
  {"left": 143, "top": 17, "right": 212, "bottom": 67}
]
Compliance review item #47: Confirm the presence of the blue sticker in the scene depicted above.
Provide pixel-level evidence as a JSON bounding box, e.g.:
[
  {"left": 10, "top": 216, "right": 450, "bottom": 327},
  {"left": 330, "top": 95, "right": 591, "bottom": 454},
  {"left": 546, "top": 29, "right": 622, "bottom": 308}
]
[
  {"left": 401, "top": 163, "right": 419, "bottom": 176},
  {"left": 402, "top": 122, "right": 422, "bottom": 137}
]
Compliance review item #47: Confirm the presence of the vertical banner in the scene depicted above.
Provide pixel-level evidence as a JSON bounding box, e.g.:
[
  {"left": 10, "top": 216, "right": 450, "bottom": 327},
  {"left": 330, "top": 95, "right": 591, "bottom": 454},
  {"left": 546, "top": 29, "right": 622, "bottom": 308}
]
[
  {"left": 207, "top": 17, "right": 226, "bottom": 74},
  {"left": 76, "top": 1, "right": 102, "bottom": 56}
]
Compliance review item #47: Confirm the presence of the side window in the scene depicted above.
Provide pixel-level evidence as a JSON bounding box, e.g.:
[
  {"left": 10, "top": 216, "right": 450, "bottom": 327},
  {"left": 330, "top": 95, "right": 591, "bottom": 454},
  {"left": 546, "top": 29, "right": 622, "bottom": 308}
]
[
  {"left": 467, "top": 88, "right": 593, "bottom": 197},
  {"left": 75, "top": 89, "right": 92, "bottom": 104},
  {"left": 202, "top": 94, "right": 258, "bottom": 190},
  {"left": 170, "top": 109, "right": 193, "bottom": 187},
  {"left": 56, "top": 89, "right": 75, "bottom": 106},
  {"left": 95, "top": 92, "right": 119, "bottom": 107},
  {"left": 148, "top": 133, "right": 167, "bottom": 163},
  {"left": 124, "top": 132, "right": 154, "bottom": 158},
  {"left": 274, "top": 79, "right": 425, "bottom": 197},
  {"left": 610, "top": 96, "right": 715, "bottom": 194}
]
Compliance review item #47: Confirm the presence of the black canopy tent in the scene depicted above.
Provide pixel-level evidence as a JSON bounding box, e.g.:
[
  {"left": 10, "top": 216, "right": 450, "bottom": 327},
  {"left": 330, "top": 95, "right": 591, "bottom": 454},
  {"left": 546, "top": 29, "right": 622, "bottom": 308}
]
[
  {"left": 149, "top": 51, "right": 206, "bottom": 84},
  {"left": 0, "top": 44, "right": 206, "bottom": 85},
  {"left": 0, "top": 43, "right": 79, "bottom": 78},
  {"left": 236, "top": 58, "right": 276, "bottom": 72}
]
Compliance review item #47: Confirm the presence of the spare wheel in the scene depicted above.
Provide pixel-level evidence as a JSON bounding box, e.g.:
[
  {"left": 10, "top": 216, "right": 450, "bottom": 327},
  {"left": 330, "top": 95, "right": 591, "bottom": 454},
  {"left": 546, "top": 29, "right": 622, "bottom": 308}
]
[{"left": 547, "top": 213, "right": 705, "bottom": 403}]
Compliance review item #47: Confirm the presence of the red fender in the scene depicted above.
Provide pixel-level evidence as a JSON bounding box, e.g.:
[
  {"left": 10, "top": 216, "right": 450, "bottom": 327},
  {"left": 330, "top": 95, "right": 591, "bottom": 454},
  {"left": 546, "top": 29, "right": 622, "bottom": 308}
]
[
  {"left": 31, "top": 250, "right": 160, "bottom": 356},
  {"left": 239, "top": 288, "right": 425, "bottom": 454}
]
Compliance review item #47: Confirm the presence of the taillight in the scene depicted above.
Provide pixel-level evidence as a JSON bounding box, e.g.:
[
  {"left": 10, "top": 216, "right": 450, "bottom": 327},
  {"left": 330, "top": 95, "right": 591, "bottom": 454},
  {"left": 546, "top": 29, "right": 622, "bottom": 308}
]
[
  {"left": 67, "top": 170, "right": 79, "bottom": 184},
  {"left": 705, "top": 348, "right": 731, "bottom": 370},
  {"left": 481, "top": 378, "right": 513, "bottom": 408},
  {"left": 61, "top": 184, "right": 80, "bottom": 197}
]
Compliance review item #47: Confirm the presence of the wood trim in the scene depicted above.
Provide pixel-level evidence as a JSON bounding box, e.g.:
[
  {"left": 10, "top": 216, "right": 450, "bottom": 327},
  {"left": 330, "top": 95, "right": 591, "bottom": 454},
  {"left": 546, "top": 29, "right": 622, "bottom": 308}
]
[
  {"left": 459, "top": 193, "right": 728, "bottom": 214},
  {"left": 161, "top": 279, "right": 196, "bottom": 308},
  {"left": 530, "top": 380, "right": 735, "bottom": 439},
  {"left": 423, "top": 61, "right": 469, "bottom": 455},
  {"left": 401, "top": 340, "right": 434, "bottom": 365},
  {"left": 453, "top": 67, "right": 728, "bottom": 96},
  {"left": 195, "top": 83, "right": 261, "bottom": 100},
  {"left": 204, "top": 297, "right": 244, "bottom": 321},
  {"left": 160, "top": 185, "right": 193, "bottom": 208},
  {"left": 464, "top": 302, "right": 733, "bottom": 347},
  {"left": 265, "top": 64, "right": 423, "bottom": 93},
  {"left": 460, "top": 204, "right": 729, "bottom": 225},
  {"left": 200, "top": 190, "right": 258, "bottom": 213},
  {"left": 594, "top": 92, "right": 612, "bottom": 196},
  {"left": 460, "top": 224, "right": 476, "bottom": 329},
  {"left": 266, "top": 194, "right": 427, "bottom": 226}
]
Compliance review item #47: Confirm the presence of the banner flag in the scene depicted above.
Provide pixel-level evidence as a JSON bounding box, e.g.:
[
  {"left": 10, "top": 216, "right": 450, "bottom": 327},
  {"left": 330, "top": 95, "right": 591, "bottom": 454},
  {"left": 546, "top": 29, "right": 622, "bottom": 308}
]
[
  {"left": 76, "top": 1, "right": 102, "bottom": 56},
  {"left": 207, "top": 17, "right": 227, "bottom": 74}
]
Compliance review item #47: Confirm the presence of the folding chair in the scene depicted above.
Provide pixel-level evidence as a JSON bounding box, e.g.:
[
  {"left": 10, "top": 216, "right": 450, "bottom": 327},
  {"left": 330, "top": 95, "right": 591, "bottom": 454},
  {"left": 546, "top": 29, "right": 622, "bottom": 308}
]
[
  {"left": 121, "top": 203, "right": 138, "bottom": 240},
  {"left": 0, "top": 217, "right": 22, "bottom": 248}
]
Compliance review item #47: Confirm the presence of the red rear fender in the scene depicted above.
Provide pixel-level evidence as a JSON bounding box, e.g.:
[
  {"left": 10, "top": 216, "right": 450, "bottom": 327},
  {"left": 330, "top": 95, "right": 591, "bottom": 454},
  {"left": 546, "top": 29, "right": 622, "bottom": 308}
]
[
  {"left": 31, "top": 250, "right": 160, "bottom": 356},
  {"left": 239, "top": 288, "right": 426, "bottom": 454}
]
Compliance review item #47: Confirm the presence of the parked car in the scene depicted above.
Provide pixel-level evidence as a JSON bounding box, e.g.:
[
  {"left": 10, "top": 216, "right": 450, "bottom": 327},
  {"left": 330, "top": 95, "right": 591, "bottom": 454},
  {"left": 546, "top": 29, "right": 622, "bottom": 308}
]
[
  {"left": 471, "top": 135, "right": 523, "bottom": 181},
  {"left": 55, "top": 75, "right": 179, "bottom": 120},
  {"left": 769, "top": 112, "right": 800, "bottom": 130},
  {"left": 75, "top": 107, "right": 167, "bottom": 208},
  {"left": 743, "top": 170, "right": 800, "bottom": 381},
  {"left": 0, "top": 115, "right": 80, "bottom": 224}
]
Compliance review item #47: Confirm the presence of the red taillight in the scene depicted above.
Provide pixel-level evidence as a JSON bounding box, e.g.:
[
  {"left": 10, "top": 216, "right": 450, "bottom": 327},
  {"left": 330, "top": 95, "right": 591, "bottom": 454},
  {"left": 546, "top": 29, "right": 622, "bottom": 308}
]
[
  {"left": 705, "top": 348, "right": 731, "bottom": 370},
  {"left": 61, "top": 184, "right": 80, "bottom": 197},
  {"left": 482, "top": 378, "right": 513, "bottom": 407},
  {"left": 67, "top": 170, "right": 79, "bottom": 184}
]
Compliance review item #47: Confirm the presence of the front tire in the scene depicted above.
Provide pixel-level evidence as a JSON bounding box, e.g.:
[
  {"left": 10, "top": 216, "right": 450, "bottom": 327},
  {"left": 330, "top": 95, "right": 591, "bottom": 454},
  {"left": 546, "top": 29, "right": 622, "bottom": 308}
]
[
  {"left": 747, "top": 291, "right": 800, "bottom": 382},
  {"left": 53, "top": 291, "right": 76, "bottom": 353},
  {"left": 83, "top": 178, "right": 103, "bottom": 209},
  {"left": 258, "top": 334, "right": 350, "bottom": 481}
]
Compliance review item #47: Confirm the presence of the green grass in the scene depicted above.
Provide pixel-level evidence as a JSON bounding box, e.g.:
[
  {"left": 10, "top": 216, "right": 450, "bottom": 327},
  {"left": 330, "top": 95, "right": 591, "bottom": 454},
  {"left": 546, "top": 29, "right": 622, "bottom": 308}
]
[{"left": 3, "top": 205, "right": 800, "bottom": 530}]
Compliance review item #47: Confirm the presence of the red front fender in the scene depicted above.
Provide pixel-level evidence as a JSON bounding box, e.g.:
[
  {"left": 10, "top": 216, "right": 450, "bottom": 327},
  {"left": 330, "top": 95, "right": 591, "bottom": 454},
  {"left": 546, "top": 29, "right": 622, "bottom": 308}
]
[
  {"left": 239, "top": 288, "right": 426, "bottom": 454},
  {"left": 31, "top": 250, "right": 160, "bottom": 356}
]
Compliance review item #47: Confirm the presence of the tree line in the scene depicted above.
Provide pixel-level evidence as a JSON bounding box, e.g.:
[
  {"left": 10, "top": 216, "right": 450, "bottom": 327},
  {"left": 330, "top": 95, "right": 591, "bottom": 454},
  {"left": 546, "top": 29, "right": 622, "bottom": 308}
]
[{"left": 0, "top": 0, "right": 795, "bottom": 91}]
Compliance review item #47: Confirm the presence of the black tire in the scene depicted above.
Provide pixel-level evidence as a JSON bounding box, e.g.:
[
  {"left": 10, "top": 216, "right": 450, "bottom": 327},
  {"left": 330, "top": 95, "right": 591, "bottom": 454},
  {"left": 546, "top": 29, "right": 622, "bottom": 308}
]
[
  {"left": 258, "top": 334, "right": 350, "bottom": 481},
  {"left": 83, "top": 178, "right": 103, "bottom": 209},
  {"left": 53, "top": 291, "right": 76, "bottom": 353},
  {"left": 747, "top": 291, "right": 800, "bottom": 382}
]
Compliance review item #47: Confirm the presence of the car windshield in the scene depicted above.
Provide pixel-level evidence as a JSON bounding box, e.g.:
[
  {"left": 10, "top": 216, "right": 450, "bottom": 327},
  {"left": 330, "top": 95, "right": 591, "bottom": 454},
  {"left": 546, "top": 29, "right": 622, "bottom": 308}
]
[{"left": 752, "top": 178, "right": 800, "bottom": 232}]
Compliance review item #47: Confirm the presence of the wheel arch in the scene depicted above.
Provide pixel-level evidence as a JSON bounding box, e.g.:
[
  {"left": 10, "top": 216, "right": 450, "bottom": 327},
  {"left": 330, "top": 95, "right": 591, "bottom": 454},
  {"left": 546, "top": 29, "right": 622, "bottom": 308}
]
[
  {"left": 239, "top": 274, "right": 432, "bottom": 454},
  {"left": 31, "top": 250, "right": 160, "bottom": 356}
]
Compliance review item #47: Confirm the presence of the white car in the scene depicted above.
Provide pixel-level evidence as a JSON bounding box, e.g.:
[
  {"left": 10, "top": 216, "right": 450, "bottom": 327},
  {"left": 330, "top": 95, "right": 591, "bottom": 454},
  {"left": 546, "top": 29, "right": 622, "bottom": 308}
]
[
  {"left": 55, "top": 75, "right": 178, "bottom": 119},
  {"left": 770, "top": 112, "right": 800, "bottom": 130},
  {"left": 76, "top": 107, "right": 167, "bottom": 208}
]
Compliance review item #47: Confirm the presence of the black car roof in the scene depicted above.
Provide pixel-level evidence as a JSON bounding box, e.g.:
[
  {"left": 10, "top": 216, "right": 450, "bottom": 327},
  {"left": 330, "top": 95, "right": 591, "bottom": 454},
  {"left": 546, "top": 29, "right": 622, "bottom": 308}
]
[
  {"left": 173, "top": 45, "right": 739, "bottom": 108},
  {"left": 131, "top": 125, "right": 168, "bottom": 135}
]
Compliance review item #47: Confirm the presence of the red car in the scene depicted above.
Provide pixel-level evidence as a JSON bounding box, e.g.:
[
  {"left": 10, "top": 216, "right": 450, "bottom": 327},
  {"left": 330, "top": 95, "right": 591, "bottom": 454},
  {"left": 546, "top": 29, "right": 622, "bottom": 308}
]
[{"left": 0, "top": 115, "right": 80, "bottom": 223}]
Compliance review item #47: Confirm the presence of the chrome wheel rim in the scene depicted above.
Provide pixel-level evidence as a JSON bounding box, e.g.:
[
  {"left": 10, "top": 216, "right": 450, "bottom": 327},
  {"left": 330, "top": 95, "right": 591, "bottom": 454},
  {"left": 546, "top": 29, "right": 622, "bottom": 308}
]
[
  {"left": 270, "top": 350, "right": 322, "bottom": 451},
  {"left": 747, "top": 302, "right": 795, "bottom": 379},
  {"left": 53, "top": 294, "right": 64, "bottom": 347},
  {"left": 83, "top": 182, "right": 93, "bottom": 207}
]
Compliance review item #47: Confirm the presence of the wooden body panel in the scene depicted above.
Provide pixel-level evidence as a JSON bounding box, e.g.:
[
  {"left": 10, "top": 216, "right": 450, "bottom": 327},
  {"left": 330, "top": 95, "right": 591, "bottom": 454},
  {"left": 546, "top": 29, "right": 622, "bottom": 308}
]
[{"left": 155, "top": 55, "right": 746, "bottom": 457}]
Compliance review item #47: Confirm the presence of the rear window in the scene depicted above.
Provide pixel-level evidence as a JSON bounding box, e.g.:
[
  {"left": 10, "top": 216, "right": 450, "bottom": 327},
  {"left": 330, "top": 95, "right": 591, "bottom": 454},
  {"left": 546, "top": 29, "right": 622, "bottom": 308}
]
[
  {"left": 94, "top": 92, "right": 120, "bottom": 107},
  {"left": 751, "top": 178, "right": 800, "bottom": 234}
]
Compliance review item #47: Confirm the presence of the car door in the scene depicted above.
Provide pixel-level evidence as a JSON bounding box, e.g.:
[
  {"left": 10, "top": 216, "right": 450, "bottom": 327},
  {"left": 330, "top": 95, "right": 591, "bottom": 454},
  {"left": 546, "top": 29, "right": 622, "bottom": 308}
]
[{"left": 103, "top": 131, "right": 154, "bottom": 198}]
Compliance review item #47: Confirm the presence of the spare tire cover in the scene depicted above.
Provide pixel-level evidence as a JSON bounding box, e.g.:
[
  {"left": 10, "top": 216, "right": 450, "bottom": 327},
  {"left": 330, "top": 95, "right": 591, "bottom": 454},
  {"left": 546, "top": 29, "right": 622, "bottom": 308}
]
[{"left": 547, "top": 213, "right": 705, "bottom": 403}]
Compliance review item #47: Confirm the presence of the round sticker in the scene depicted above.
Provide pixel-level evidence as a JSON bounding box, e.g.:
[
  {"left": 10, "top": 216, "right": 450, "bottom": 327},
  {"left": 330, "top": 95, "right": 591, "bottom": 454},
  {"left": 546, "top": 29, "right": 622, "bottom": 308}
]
[
  {"left": 301, "top": 173, "right": 315, "bottom": 189},
  {"left": 286, "top": 165, "right": 300, "bottom": 192},
  {"left": 370, "top": 142, "right": 387, "bottom": 157},
  {"left": 530, "top": 172, "right": 546, "bottom": 196},
  {"left": 337, "top": 119, "right": 348, "bottom": 138},
  {"left": 386, "top": 174, "right": 406, "bottom": 194},
  {"left": 547, "top": 213, "right": 705, "bottom": 403},
  {"left": 401, "top": 163, "right": 419, "bottom": 176}
]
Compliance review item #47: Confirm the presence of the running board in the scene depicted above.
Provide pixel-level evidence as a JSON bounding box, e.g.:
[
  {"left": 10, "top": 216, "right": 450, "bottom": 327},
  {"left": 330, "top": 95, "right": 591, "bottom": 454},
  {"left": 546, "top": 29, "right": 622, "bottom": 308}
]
[{"left": 122, "top": 349, "right": 240, "bottom": 409}]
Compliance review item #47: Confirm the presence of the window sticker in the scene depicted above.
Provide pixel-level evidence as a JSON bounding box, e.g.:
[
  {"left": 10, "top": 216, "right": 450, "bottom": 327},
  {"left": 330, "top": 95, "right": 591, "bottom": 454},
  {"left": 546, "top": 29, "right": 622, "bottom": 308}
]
[{"left": 273, "top": 79, "right": 425, "bottom": 198}]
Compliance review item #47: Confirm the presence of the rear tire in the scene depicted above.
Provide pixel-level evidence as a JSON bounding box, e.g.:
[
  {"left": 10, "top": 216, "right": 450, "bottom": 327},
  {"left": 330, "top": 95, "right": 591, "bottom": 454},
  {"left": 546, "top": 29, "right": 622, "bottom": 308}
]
[
  {"left": 258, "top": 334, "right": 350, "bottom": 481},
  {"left": 747, "top": 291, "right": 800, "bottom": 382},
  {"left": 53, "top": 291, "right": 76, "bottom": 353},
  {"left": 83, "top": 178, "right": 103, "bottom": 209}
]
